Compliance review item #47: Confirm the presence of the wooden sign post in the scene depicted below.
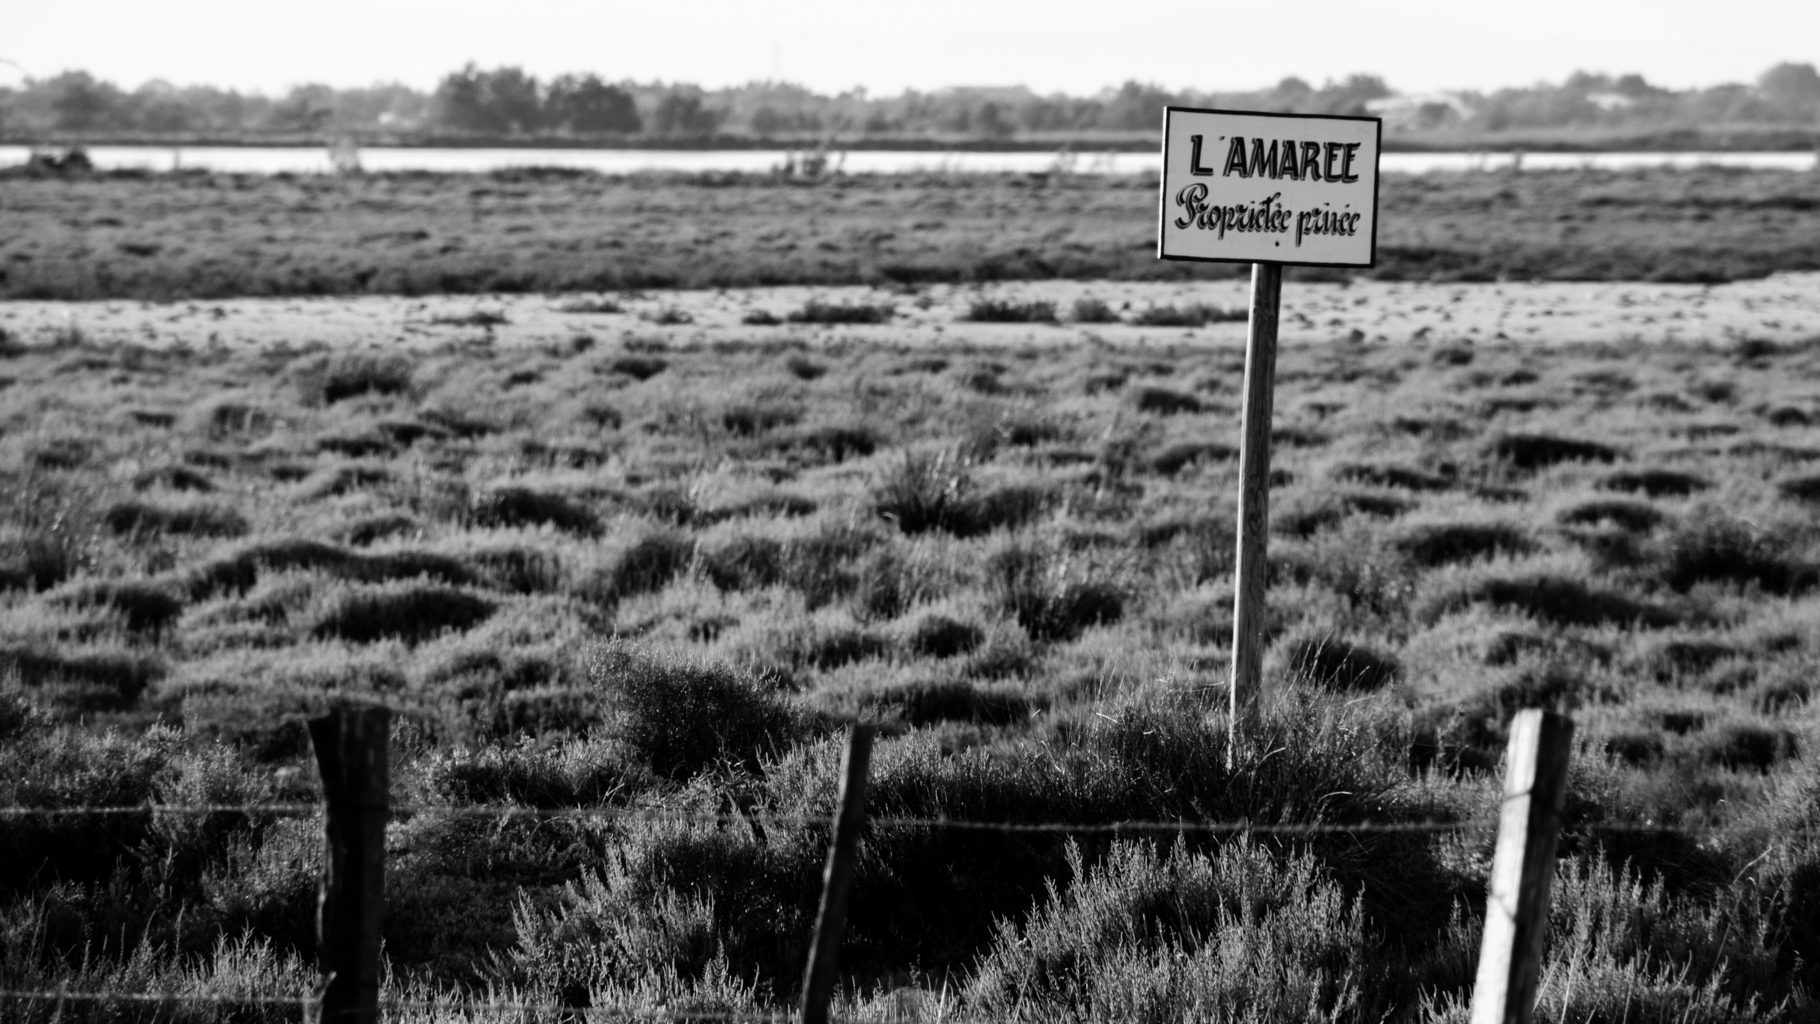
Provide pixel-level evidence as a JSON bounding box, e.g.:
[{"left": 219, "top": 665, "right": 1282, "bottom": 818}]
[{"left": 1157, "top": 108, "right": 1382, "bottom": 761}]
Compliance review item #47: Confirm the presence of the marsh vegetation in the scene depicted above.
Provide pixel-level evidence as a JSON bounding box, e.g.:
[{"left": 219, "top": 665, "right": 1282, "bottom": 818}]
[
  {"left": 3, "top": 166, "right": 1818, "bottom": 302},
  {"left": 4, "top": 318, "right": 1820, "bottom": 1020}
]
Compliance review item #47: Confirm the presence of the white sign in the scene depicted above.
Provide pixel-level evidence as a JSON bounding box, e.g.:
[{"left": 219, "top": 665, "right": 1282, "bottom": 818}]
[{"left": 1157, "top": 107, "right": 1382, "bottom": 268}]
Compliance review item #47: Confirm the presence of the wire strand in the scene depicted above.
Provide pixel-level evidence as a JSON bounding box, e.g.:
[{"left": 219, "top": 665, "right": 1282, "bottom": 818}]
[{"left": 0, "top": 801, "right": 1804, "bottom": 839}]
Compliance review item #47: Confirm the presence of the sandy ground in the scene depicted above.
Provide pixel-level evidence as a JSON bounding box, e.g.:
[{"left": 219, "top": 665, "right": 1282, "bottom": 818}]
[{"left": 4, "top": 274, "right": 1818, "bottom": 353}]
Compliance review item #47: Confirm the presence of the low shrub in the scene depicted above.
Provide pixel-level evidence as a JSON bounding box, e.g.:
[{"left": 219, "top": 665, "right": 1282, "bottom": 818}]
[
  {"left": 309, "top": 582, "right": 497, "bottom": 645},
  {"left": 1281, "top": 633, "right": 1400, "bottom": 692},
  {"left": 1697, "top": 722, "right": 1799, "bottom": 772},
  {"left": 1127, "top": 302, "right": 1245, "bottom": 327},
  {"left": 339, "top": 512, "right": 417, "bottom": 547},
  {"left": 963, "top": 299, "right": 1057, "bottom": 323},
  {"left": 871, "top": 678, "right": 1032, "bottom": 726},
  {"left": 0, "top": 643, "right": 165, "bottom": 704},
  {"left": 130, "top": 464, "right": 215, "bottom": 492},
  {"left": 427, "top": 738, "right": 648, "bottom": 807},
  {"left": 608, "top": 354, "right": 668, "bottom": 380},
  {"left": 46, "top": 578, "right": 185, "bottom": 637},
  {"left": 1129, "top": 385, "right": 1203, "bottom": 415},
  {"left": 873, "top": 453, "right": 1048, "bottom": 537},
  {"left": 307, "top": 351, "right": 415, "bottom": 405},
  {"left": 904, "top": 614, "right": 987, "bottom": 659},
  {"left": 584, "top": 532, "right": 695, "bottom": 605},
  {"left": 1558, "top": 498, "right": 1666, "bottom": 533},
  {"left": 783, "top": 354, "right": 826, "bottom": 380},
  {"left": 1393, "top": 521, "right": 1532, "bottom": 566},
  {"left": 1149, "top": 441, "right": 1235, "bottom": 476},
  {"left": 470, "top": 487, "right": 601, "bottom": 536},
  {"left": 969, "top": 839, "right": 1364, "bottom": 1023},
  {"left": 1491, "top": 433, "right": 1622, "bottom": 472},
  {"left": 1657, "top": 512, "right": 1814, "bottom": 595},
  {"left": 1422, "top": 570, "right": 1674, "bottom": 628},
  {"left": 741, "top": 308, "right": 783, "bottom": 325},
  {"left": 1331, "top": 462, "right": 1452, "bottom": 491},
  {"left": 556, "top": 297, "right": 623, "bottom": 314},
  {"left": 777, "top": 423, "right": 879, "bottom": 465},
  {"left": 298, "top": 463, "right": 395, "bottom": 499},
  {"left": 721, "top": 401, "right": 802, "bottom": 437},
  {"left": 1779, "top": 474, "right": 1820, "bottom": 503},
  {"left": 990, "top": 544, "right": 1123, "bottom": 643},
  {"left": 102, "top": 499, "right": 248, "bottom": 538},
  {"left": 1274, "top": 490, "right": 1412, "bottom": 538},
  {"left": 587, "top": 640, "right": 811, "bottom": 778},
  {"left": 1070, "top": 297, "right": 1120, "bottom": 323},
  {"left": 787, "top": 300, "right": 894, "bottom": 324}
]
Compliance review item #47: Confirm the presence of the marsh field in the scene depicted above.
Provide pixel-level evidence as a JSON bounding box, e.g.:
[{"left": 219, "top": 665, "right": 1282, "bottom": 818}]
[
  {"left": 4, "top": 165, "right": 1820, "bottom": 301},
  {"left": 4, "top": 166, "right": 1820, "bottom": 1023}
]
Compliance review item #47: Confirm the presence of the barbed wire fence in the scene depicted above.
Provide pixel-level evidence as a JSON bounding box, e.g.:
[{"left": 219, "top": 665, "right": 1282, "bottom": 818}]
[{"left": 0, "top": 707, "right": 1786, "bottom": 1022}]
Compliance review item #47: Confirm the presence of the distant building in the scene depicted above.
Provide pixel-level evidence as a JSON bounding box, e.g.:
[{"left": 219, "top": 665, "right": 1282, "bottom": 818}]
[{"left": 1365, "top": 93, "right": 1474, "bottom": 131}]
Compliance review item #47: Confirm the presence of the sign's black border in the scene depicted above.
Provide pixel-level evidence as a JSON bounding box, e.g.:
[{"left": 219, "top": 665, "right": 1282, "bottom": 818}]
[{"left": 1155, "top": 105, "right": 1383, "bottom": 269}]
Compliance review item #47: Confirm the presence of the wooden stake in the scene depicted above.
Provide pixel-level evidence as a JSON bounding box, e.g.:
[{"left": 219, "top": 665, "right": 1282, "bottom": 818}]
[
  {"left": 308, "top": 706, "right": 391, "bottom": 1024},
  {"left": 1469, "top": 709, "right": 1575, "bottom": 1024},
  {"left": 800, "top": 724, "right": 875, "bottom": 1024},
  {"left": 1229, "top": 261, "right": 1282, "bottom": 763}
]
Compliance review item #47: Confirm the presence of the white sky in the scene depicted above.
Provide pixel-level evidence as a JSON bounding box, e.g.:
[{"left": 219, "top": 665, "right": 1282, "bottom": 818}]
[{"left": 2, "top": 0, "right": 1814, "bottom": 96}]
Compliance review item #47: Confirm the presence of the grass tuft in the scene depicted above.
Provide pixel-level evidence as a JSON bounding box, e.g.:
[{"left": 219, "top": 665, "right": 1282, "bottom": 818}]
[
  {"left": 588, "top": 640, "right": 811, "bottom": 779},
  {"left": 1281, "top": 633, "right": 1400, "bottom": 692},
  {"left": 963, "top": 298, "right": 1057, "bottom": 323},
  {"left": 1129, "top": 386, "right": 1203, "bottom": 415},
  {"left": 469, "top": 487, "right": 601, "bottom": 536},
  {"left": 788, "top": 299, "right": 894, "bottom": 324},
  {"left": 1491, "top": 433, "right": 1622, "bottom": 472},
  {"left": 309, "top": 581, "right": 496, "bottom": 645}
]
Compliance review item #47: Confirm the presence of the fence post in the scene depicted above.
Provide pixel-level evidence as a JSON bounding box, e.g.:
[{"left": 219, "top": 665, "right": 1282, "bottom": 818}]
[
  {"left": 1228, "top": 260, "right": 1282, "bottom": 767},
  {"left": 1469, "top": 709, "right": 1575, "bottom": 1024},
  {"left": 308, "top": 706, "right": 391, "bottom": 1024},
  {"left": 800, "top": 724, "right": 875, "bottom": 1024}
]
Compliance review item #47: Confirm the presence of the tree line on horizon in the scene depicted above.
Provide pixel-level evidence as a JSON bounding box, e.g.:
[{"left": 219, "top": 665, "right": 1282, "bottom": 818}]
[{"left": 1, "top": 61, "right": 1816, "bottom": 142}]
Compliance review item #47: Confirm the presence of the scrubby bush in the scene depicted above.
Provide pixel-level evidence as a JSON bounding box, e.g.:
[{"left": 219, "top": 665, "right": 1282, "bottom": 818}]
[
  {"left": 970, "top": 839, "right": 1365, "bottom": 1023},
  {"left": 587, "top": 640, "right": 811, "bottom": 778},
  {"left": 1393, "top": 521, "right": 1533, "bottom": 566},
  {"left": 584, "top": 531, "right": 695, "bottom": 605},
  {"left": 1129, "top": 385, "right": 1203, "bottom": 415},
  {"left": 963, "top": 298, "right": 1057, "bottom": 323},
  {"left": 1657, "top": 511, "right": 1814, "bottom": 594},
  {"left": 1281, "top": 633, "right": 1400, "bottom": 692},
  {"left": 1331, "top": 462, "right": 1452, "bottom": 491},
  {"left": 904, "top": 613, "right": 986, "bottom": 659},
  {"left": 47, "top": 578, "right": 184, "bottom": 637},
  {"left": 309, "top": 582, "right": 496, "bottom": 644},
  {"left": 102, "top": 499, "right": 248, "bottom": 538},
  {"left": 470, "top": 486, "right": 601, "bottom": 536},
  {"left": 304, "top": 351, "right": 415, "bottom": 404},
  {"left": 788, "top": 300, "right": 893, "bottom": 324},
  {"left": 990, "top": 542, "right": 1123, "bottom": 643},
  {"left": 1070, "top": 297, "right": 1121, "bottom": 323},
  {"left": 1558, "top": 498, "right": 1665, "bottom": 532},
  {"left": 873, "top": 453, "right": 1048, "bottom": 537},
  {"left": 1491, "top": 433, "right": 1622, "bottom": 472},
  {"left": 1128, "top": 303, "right": 1245, "bottom": 327},
  {"left": 871, "top": 678, "right": 1032, "bottom": 726},
  {"left": 609, "top": 354, "right": 669, "bottom": 380},
  {"left": 1150, "top": 440, "right": 1235, "bottom": 475}
]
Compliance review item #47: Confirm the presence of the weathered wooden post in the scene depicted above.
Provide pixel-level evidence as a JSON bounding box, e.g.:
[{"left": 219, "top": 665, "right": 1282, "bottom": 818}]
[
  {"left": 1469, "top": 709, "right": 1575, "bottom": 1024},
  {"left": 1229, "top": 261, "right": 1282, "bottom": 744},
  {"left": 800, "top": 724, "right": 875, "bottom": 1024},
  {"left": 1156, "top": 106, "right": 1382, "bottom": 763},
  {"left": 308, "top": 705, "right": 391, "bottom": 1024}
]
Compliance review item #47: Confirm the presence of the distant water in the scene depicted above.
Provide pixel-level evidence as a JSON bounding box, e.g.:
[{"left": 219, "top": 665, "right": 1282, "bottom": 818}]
[{"left": 2, "top": 145, "right": 1816, "bottom": 176}]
